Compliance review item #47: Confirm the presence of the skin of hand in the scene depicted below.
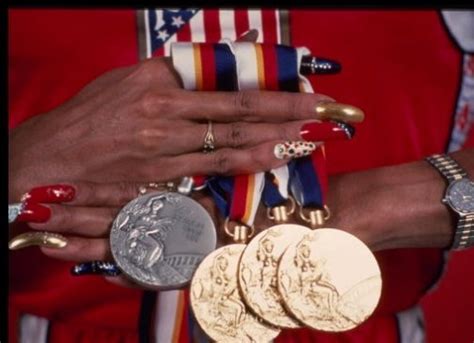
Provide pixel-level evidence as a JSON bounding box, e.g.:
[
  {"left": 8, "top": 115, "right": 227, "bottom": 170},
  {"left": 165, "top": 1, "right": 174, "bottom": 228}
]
[{"left": 8, "top": 56, "right": 332, "bottom": 203}]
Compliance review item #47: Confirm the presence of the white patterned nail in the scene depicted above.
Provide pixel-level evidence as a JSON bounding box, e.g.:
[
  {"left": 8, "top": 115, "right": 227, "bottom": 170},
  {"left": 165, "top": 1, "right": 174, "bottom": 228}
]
[{"left": 274, "top": 141, "right": 317, "bottom": 159}]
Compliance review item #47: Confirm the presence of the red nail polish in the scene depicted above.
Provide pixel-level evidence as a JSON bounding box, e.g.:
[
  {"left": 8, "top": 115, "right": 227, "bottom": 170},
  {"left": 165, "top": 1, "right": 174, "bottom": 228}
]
[
  {"left": 300, "top": 122, "right": 355, "bottom": 141},
  {"left": 17, "top": 203, "right": 51, "bottom": 223},
  {"left": 22, "top": 184, "right": 76, "bottom": 203}
]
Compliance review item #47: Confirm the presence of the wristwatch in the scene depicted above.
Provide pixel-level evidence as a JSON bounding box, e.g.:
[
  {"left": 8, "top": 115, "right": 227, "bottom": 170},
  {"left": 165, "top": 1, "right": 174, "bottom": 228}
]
[{"left": 426, "top": 154, "right": 474, "bottom": 250}]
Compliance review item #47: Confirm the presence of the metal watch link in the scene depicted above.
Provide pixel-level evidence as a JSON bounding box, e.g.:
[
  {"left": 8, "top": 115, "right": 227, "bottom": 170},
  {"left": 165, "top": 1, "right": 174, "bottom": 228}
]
[{"left": 426, "top": 154, "right": 474, "bottom": 250}]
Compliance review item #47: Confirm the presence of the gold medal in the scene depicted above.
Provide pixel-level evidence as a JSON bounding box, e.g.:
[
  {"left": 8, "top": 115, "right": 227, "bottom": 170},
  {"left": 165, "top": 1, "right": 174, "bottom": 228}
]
[
  {"left": 191, "top": 244, "right": 280, "bottom": 342},
  {"left": 277, "top": 228, "right": 382, "bottom": 332},
  {"left": 238, "top": 224, "right": 310, "bottom": 328}
]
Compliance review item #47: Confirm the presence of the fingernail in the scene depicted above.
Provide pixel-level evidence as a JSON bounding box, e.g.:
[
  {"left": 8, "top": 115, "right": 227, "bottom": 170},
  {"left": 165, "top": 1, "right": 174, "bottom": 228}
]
[
  {"left": 274, "top": 141, "right": 317, "bottom": 159},
  {"left": 71, "top": 261, "right": 122, "bottom": 276},
  {"left": 315, "top": 102, "right": 365, "bottom": 123},
  {"left": 22, "top": 184, "right": 76, "bottom": 203},
  {"left": 16, "top": 202, "right": 51, "bottom": 223},
  {"left": 300, "top": 121, "right": 355, "bottom": 141},
  {"left": 9, "top": 232, "right": 67, "bottom": 250},
  {"left": 300, "top": 56, "right": 341, "bottom": 75}
]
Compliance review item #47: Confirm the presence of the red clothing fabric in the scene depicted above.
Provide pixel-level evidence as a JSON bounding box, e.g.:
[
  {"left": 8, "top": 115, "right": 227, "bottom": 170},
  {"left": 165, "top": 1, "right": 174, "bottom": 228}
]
[{"left": 8, "top": 9, "right": 474, "bottom": 343}]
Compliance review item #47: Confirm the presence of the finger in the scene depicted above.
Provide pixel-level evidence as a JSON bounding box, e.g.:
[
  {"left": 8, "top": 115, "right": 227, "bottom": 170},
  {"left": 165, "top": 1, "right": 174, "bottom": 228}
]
[
  {"left": 28, "top": 204, "right": 118, "bottom": 237},
  {"left": 165, "top": 120, "right": 307, "bottom": 154},
  {"left": 173, "top": 89, "right": 335, "bottom": 122},
  {"left": 22, "top": 182, "right": 140, "bottom": 208},
  {"left": 155, "top": 140, "right": 319, "bottom": 177},
  {"left": 236, "top": 29, "right": 259, "bottom": 42},
  {"left": 41, "top": 237, "right": 110, "bottom": 262}
]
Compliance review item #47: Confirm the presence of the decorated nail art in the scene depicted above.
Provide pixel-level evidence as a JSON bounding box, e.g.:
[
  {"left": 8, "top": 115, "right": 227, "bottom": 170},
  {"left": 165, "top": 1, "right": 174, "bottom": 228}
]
[
  {"left": 71, "top": 261, "right": 122, "bottom": 277},
  {"left": 274, "top": 141, "right": 317, "bottom": 159}
]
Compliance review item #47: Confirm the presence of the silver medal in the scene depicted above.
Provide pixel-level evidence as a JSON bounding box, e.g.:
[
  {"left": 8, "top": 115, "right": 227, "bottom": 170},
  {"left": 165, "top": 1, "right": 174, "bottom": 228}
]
[{"left": 110, "top": 192, "right": 216, "bottom": 289}]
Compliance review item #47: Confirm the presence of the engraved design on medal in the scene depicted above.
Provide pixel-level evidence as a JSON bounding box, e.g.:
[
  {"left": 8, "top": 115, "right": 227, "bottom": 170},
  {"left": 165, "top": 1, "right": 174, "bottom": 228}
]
[
  {"left": 238, "top": 224, "right": 311, "bottom": 328},
  {"left": 277, "top": 228, "right": 382, "bottom": 332},
  {"left": 191, "top": 244, "right": 280, "bottom": 343},
  {"left": 110, "top": 192, "right": 216, "bottom": 289}
]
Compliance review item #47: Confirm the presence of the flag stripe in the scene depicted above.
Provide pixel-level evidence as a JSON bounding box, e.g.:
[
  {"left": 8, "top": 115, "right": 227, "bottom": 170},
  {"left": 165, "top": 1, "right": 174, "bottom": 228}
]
[
  {"left": 219, "top": 9, "right": 236, "bottom": 40},
  {"left": 177, "top": 21, "right": 191, "bottom": 41},
  {"left": 234, "top": 9, "right": 250, "bottom": 37},
  {"left": 203, "top": 9, "right": 221, "bottom": 42},
  {"left": 262, "top": 9, "right": 277, "bottom": 44},
  {"left": 190, "top": 10, "right": 206, "bottom": 42}
]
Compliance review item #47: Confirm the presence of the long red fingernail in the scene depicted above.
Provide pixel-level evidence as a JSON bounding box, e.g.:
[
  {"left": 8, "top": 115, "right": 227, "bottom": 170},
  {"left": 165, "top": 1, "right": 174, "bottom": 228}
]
[
  {"left": 22, "top": 184, "right": 76, "bottom": 203},
  {"left": 17, "top": 203, "right": 51, "bottom": 223},
  {"left": 300, "top": 121, "right": 355, "bottom": 141}
]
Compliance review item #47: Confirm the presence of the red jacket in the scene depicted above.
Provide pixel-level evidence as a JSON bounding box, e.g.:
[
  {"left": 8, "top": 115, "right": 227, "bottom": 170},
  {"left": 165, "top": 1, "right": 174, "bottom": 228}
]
[{"left": 8, "top": 9, "right": 474, "bottom": 343}]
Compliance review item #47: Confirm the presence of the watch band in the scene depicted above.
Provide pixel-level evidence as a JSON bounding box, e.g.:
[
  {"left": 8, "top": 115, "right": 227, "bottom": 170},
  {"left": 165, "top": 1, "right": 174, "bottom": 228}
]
[
  {"left": 453, "top": 214, "right": 474, "bottom": 249},
  {"left": 426, "top": 154, "right": 468, "bottom": 182},
  {"left": 426, "top": 153, "right": 473, "bottom": 250}
]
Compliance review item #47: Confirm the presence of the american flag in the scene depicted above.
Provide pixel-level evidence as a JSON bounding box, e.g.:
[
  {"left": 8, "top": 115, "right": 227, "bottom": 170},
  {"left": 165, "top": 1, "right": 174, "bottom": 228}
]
[{"left": 137, "top": 8, "right": 289, "bottom": 59}]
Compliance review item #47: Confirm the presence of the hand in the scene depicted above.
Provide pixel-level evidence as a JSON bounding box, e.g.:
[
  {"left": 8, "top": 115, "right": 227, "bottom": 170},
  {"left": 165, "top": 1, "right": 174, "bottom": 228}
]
[
  {"left": 9, "top": 54, "right": 335, "bottom": 202},
  {"left": 9, "top": 181, "right": 235, "bottom": 289},
  {"left": 325, "top": 148, "right": 474, "bottom": 251}
]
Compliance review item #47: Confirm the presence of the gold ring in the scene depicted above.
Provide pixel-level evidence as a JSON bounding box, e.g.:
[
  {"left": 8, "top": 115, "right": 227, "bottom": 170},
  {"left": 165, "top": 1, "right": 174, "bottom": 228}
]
[{"left": 202, "top": 121, "right": 215, "bottom": 153}]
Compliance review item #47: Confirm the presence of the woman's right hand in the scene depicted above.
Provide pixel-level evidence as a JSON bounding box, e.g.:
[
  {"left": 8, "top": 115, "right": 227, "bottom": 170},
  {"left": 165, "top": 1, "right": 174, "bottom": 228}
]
[{"left": 9, "top": 56, "right": 334, "bottom": 202}]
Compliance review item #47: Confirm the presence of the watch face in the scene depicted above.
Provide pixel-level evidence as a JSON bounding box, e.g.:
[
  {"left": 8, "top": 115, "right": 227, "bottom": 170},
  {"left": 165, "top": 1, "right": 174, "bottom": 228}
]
[{"left": 446, "top": 179, "right": 474, "bottom": 214}]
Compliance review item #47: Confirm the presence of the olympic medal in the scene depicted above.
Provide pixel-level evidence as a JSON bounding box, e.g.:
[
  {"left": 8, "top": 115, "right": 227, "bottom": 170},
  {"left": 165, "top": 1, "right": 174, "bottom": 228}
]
[
  {"left": 277, "top": 228, "right": 381, "bottom": 332},
  {"left": 191, "top": 244, "right": 280, "bottom": 343},
  {"left": 238, "top": 224, "right": 311, "bottom": 328},
  {"left": 110, "top": 192, "right": 216, "bottom": 289}
]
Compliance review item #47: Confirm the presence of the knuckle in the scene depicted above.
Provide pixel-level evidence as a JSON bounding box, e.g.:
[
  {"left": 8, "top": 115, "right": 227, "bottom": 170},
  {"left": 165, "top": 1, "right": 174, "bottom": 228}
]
[
  {"left": 212, "top": 150, "right": 233, "bottom": 174},
  {"left": 227, "top": 122, "right": 247, "bottom": 148},
  {"left": 137, "top": 127, "right": 166, "bottom": 151},
  {"left": 233, "top": 91, "right": 257, "bottom": 117},
  {"left": 140, "top": 91, "right": 175, "bottom": 117}
]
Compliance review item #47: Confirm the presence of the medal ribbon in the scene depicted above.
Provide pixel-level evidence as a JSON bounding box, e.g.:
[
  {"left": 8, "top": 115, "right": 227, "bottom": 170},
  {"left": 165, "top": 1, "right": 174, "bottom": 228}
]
[
  {"left": 290, "top": 48, "right": 328, "bottom": 208},
  {"left": 171, "top": 42, "right": 328, "bottom": 342}
]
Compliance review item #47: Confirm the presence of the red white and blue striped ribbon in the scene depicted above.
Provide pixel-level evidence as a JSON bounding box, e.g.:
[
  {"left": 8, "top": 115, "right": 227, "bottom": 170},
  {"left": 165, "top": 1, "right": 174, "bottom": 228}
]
[{"left": 171, "top": 41, "right": 328, "bottom": 342}]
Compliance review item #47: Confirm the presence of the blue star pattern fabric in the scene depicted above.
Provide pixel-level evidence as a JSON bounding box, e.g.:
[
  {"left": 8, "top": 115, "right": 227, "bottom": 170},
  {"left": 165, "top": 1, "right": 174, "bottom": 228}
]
[{"left": 147, "top": 9, "right": 198, "bottom": 52}]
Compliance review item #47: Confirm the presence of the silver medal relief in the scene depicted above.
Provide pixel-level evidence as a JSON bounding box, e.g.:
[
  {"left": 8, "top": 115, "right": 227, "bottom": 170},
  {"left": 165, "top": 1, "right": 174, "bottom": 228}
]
[{"left": 110, "top": 192, "right": 216, "bottom": 289}]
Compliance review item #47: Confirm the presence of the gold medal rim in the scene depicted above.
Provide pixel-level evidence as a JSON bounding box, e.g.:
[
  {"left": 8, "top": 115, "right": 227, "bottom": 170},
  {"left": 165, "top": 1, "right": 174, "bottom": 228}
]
[{"left": 277, "top": 228, "right": 382, "bottom": 332}]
